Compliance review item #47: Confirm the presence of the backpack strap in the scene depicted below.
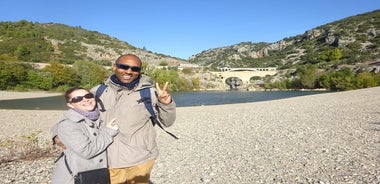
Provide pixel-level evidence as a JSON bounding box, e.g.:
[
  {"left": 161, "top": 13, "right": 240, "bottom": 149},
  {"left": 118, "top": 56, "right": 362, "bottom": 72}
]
[
  {"left": 140, "top": 87, "right": 178, "bottom": 139},
  {"left": 95, "top": 84, "right": 107, "bottom": 112},
  {"left": 139, "top": 87, "right": 156, "bottom": 119}
]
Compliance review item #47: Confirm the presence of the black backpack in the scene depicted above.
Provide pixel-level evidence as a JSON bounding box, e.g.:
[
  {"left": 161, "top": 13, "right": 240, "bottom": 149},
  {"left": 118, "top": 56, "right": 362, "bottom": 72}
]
[{"left": 95, "top": 84, "right": 178, "bottom": 139}]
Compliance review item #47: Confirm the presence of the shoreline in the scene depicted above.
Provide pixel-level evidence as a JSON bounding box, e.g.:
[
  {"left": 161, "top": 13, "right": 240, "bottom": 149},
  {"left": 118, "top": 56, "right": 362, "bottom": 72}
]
[{"left": 0, "top": 90, "right": 63, "bottom": 101}]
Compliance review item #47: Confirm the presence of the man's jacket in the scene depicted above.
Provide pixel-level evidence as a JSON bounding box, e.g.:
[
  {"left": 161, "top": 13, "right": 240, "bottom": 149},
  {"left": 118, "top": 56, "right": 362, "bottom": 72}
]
[{"left": 91, "top": 74, "right": 176, "bottom": 168}]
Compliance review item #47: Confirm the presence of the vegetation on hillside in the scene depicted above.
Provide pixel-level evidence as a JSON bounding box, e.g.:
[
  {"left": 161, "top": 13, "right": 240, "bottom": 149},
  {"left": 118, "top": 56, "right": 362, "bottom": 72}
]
[
  {"left": 0, "top": 60, "right": 200, "bottom": 92},
  {"left": 0, "top": 20, "right": 137, "bottom": 64},
  {"left": 189, "top": 10, "right": 379, "bottom": 70},
  {"left": 264, "top": 64, "right": 380, "bottom": 91}
]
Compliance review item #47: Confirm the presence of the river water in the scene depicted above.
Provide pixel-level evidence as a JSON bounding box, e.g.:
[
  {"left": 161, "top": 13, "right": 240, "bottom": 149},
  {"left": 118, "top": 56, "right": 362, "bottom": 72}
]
[{"left": 0, "top": 90, "right": 326, "bottom": 110}]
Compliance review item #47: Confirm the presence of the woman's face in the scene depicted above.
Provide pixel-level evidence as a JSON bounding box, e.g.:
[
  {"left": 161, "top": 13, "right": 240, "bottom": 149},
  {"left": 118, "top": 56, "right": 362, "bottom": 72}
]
[{"left": 67, "top": 89, "right": 96, "bottom": 112}]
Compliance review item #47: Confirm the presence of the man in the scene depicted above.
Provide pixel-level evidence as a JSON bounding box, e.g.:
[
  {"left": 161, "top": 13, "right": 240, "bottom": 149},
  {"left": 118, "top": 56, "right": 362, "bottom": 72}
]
[{"left": 92, "top": 54, "right": 176, "bottom": 183}]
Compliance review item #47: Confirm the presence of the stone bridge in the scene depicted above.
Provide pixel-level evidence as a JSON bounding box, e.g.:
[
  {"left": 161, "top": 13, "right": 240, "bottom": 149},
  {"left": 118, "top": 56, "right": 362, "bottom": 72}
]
[{"left": 212, "top": 67, "right": 277, "bottom": 87}]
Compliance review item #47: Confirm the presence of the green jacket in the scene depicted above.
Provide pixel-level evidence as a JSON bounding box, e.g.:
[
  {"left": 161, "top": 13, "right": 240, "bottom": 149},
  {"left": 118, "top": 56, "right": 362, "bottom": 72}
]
[{"left": 91, "top": 74, "right": 176, "bottom": 168}]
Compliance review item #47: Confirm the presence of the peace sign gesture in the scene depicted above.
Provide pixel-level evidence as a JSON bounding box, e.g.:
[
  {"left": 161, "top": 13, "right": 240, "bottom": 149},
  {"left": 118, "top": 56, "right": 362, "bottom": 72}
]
[{"left": 156, "top": 82, "right": 172, "bottom": 105}]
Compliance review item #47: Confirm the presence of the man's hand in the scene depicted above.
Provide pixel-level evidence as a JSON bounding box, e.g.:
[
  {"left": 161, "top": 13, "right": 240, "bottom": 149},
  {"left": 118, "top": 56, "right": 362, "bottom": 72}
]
[
  {"left": 54, "top": 136, "right": 67, "bottom": 149},
  {"left": 105, "top": 118, "right": 119, "bottom": 130},
  {"left": 156, "top": 82, "right": 172, "bottom": 105}
]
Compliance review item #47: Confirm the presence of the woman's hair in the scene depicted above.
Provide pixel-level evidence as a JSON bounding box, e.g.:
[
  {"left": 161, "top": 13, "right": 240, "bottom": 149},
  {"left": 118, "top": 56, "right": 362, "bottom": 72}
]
[{"left": 65, "top": 87, "right": 86, "bottom": 103}]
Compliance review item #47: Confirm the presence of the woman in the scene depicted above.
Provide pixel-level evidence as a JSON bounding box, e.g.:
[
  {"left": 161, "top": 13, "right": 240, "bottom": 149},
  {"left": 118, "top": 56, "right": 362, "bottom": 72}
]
[{"left": 51, "top": 87, "right": 119, "bottom": 184}]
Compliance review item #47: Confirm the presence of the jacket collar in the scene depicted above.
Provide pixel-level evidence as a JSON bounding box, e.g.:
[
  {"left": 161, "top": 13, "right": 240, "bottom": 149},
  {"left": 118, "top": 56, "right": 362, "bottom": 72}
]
[{"left": 106, "top": 74, "right": 154, "bottom": 92}]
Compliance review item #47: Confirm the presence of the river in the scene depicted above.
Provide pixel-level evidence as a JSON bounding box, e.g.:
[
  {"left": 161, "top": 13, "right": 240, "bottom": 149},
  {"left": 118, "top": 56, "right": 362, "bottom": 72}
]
[{"left": 0, "top": 90, "right": 327, "bottom": 110}]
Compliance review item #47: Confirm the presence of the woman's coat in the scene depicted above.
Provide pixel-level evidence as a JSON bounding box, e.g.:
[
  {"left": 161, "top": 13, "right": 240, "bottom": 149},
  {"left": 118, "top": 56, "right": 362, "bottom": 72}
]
[{"left": 51, "top": 109, "right": 118, "bottom": 184}]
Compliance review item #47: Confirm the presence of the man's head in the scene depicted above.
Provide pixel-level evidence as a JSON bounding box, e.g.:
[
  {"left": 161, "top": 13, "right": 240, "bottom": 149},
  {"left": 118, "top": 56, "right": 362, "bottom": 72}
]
[{"left": 113, "top": 54, "right": 142, "bottom": 84}]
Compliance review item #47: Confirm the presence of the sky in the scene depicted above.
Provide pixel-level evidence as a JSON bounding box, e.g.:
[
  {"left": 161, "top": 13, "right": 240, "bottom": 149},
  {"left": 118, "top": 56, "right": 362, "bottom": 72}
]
[{"left": 1, "top": 0, "right": 379, "bottom": 60}]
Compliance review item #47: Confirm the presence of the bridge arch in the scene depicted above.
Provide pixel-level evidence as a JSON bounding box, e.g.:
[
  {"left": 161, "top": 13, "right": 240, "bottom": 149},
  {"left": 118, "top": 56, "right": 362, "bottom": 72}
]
[
  {"left": 225, "top": 77, "right": 243, "bottom": 89},
  {"left": 249, "top": 76, "right": 262, "bottom": 82}
]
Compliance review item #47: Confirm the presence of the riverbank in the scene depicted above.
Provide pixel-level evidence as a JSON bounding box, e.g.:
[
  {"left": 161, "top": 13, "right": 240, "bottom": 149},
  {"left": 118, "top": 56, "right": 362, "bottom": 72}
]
[
  {"left": 0, "top": 90, "right": 62, "bottom": 100},
  {"left": 0, "top": 87, "right": 379, "bottom": 183}
]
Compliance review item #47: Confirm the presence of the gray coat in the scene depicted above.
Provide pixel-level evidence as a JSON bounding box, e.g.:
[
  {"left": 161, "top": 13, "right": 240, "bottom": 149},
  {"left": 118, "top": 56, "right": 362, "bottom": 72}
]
[
  {"left": 51, "top": 109, "right": 118, "bottom": 184},
  {"left": 91, "top": 74, "right": 176, "bottom": 168}
]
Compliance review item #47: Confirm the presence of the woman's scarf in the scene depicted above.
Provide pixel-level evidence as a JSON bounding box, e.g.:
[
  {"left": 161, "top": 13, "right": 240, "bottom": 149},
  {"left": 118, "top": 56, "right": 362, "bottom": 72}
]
[
  {"left": 73, "top": 107, "right": 100, "bottom": 121},
  {"left": 110, "top": 74, "right": 141, "bottom": 90}
]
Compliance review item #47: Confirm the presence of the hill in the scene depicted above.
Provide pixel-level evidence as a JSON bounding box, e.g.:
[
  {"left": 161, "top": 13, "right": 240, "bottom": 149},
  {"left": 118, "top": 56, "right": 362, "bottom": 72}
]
[
  {"left": 0, "top": 21, "right": 186, "bottom": 66},
  {"left": 188, "top": 9, "right": 380, "bottom": 72}
]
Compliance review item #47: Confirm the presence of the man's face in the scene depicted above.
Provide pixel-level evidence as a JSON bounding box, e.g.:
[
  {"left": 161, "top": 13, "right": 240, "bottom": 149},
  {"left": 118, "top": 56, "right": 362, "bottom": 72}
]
[{"left": 112, "top": 55, "right": 142, "bottom": 84}]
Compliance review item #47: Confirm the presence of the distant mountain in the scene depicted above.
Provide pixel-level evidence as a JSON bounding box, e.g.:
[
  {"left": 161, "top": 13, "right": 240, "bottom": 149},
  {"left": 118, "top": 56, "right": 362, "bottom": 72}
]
[
  {"left": 0, "top": 20, "right": 186, "bottom": 66},
  {"left": 188, "top": 10, "right": 380, "bottom": 71}
]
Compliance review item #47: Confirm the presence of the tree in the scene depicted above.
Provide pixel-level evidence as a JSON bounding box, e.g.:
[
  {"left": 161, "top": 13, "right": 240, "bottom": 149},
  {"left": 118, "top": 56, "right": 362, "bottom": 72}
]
[
  {"left": 72, "top": 60, "right": 110, "bottom": 88},
  {"left": 14, "top": 45, "right": 31, "bottom": 61},
  {"left": 192, "top": 77, "right": 200, "bottom": 90},
  {"left": 296, "top": 65, "right": 318, "bottom": 89},
  {"left": 43, "top": 61, "right": 80, "bottom": 88},
  {"left": 316, "top": 74, "right": 331, "bottom": 89},
  {"left": 151, "top": 69, "right": 181, "bottom": 91},
  {"left": 159, "top": 61, "right": 168, "bottom": 66},
  {"left": 0, "top": 61, "right": 31, "bottom": 90},
  {"left": 181, "top": 68, "right": 192, "bottom": 75},
  {"left": 0, "top": 63, "right": 13, "bottom": 90},
  {"left": 320, "top": 48, "right": 342, "bottom": 62},
  {"left": 141, "top": 62, "right": 154, "bottom": 76},
  {"left": 27, "top": 70, "right": 53, "bottom": 90},
  {"left": 329, "top": 68, "right": 355, "bottom": 91},
  {"left": 355, "top": 70, "right": 377, "bottom": 88}
]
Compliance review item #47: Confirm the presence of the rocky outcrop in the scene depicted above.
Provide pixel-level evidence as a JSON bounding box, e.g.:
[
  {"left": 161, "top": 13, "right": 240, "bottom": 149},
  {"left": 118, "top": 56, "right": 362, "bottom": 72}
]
[{"left": 189, "top": 10, "right": 379, "bottom": 70}]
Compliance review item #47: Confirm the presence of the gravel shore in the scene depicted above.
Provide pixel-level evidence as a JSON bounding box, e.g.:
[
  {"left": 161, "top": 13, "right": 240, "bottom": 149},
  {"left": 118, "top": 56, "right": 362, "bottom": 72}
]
[{"left": 0, "top": 87, "right": 379, "bottom": 183}]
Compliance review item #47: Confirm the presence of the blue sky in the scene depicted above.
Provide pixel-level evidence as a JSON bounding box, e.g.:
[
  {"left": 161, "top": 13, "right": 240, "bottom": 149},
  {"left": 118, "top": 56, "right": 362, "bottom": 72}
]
[{"left": 1, "top": 0, "right": 379, "bottom": 59}]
